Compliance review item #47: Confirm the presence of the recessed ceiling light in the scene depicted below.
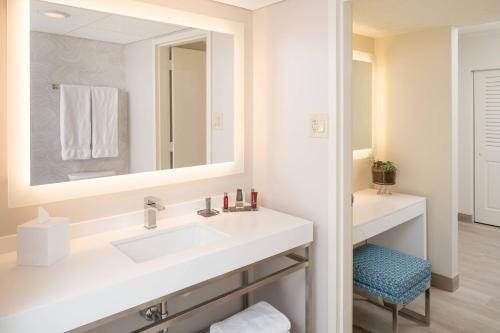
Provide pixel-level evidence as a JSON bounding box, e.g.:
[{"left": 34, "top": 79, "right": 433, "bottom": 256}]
[{"left": 43, "top": 10, "right": 71, "bottom": 19}]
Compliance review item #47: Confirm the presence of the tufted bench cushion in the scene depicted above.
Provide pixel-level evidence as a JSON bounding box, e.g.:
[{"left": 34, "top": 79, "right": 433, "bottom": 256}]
[{"left": 354, "top": 244, "right": 432, "bottom": 305}]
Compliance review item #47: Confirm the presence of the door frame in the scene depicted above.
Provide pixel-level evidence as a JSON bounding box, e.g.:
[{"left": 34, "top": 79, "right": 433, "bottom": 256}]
[
  {"left": 152, "top": 29, "right": 212, "bottom": 169},
  {"left": 331, "top": 0, "right": 353, "bottom": 331}
]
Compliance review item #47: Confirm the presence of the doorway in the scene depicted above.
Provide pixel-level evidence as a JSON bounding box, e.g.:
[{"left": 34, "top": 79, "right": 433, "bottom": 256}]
[
  {"left": 155, "top": 32, "right": 210, "bottom": 170},
  {"left": 474, "top": 69, "right": 500, "bottom": 227}
]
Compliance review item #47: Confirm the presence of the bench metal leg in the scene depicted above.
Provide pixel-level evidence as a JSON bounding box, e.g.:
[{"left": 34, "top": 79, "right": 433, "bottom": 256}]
[
  {"left": 399, "top": 288, "right": 430, "bottom": 325},
  {"left": 426, "top": 287, "right": 430, "bottom": 323},
  {"left": 382, "top": 301, "right": 400, "bottom": 333},
  {"left": 359, "top": 287, "right": 430, "bottom": 333},
  {"left": 392, "top": 304, "right": 399, "bottom": 333},
  {"left": 389, "top": 288, "right": 431, "bottom": 333}
]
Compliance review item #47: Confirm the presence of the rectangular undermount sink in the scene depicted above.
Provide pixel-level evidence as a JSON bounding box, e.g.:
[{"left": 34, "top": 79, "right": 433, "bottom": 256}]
[{"left": 112, "top": 224, "right": 228, "bottom": 263}]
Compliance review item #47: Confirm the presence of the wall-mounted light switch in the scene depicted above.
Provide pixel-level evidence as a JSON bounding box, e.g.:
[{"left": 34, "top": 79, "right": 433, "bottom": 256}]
[
  {"left": 212, "top": 112, "right": 224, "bottom": 130},
  {"left": 310, "top": 113, "right": 328, "bottom": 138}
]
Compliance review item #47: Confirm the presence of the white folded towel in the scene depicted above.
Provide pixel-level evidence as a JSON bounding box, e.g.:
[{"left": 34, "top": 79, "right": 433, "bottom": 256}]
[
  {"left": 91, "top": 86, "right": 119, "bottom": 158},
  {"left": 60, "top": 84, "right": 92, "bottom": 160},
  {"left": 210, "top": 301, "right": 291, "bottom": 333}
]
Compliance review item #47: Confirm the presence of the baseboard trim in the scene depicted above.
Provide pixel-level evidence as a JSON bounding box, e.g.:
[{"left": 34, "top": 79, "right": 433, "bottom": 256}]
[
  {"left": 458, "top": 213, "right": 473, "bottom": 223},
  {"left": 431, "top": 273, "right": 460, "bottom": 292}
]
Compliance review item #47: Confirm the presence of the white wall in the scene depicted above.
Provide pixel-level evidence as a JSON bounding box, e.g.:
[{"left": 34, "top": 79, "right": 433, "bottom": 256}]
[
  {"left": 374, "top": 27, "right": 459, "bottom": 279},
  {"left": 253, "top": 0, "right": 332, "bottom": 331},
  {"left": 124, "top": 39, "right": 156, "bottom": 174},
  {"left": 458, "top": 30, "right": 500, "bottom": 216}
]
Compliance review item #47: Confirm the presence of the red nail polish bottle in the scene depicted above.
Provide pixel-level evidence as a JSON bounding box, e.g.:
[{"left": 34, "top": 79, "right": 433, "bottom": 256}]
[
  {"left": 223, "top": 192, "right": 229, "bottom": 212},
  {"left": 251, "top": 188, "right": 258, "bottom": 210}
]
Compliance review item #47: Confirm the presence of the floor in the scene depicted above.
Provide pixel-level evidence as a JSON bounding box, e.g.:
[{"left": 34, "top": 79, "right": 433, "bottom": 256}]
[{"left": 353, "top": 222, "right": 500, "bottom": 333}]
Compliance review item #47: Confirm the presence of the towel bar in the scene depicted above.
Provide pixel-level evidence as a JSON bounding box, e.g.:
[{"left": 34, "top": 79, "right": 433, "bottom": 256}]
[{"left": 133, "top": 262, "right": 307, "bottom": 333}]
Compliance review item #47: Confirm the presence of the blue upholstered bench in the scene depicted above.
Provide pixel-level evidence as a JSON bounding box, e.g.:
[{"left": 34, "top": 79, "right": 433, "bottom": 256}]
[{"left": 353, "top": 244, "right": 432, "bottom": 333}]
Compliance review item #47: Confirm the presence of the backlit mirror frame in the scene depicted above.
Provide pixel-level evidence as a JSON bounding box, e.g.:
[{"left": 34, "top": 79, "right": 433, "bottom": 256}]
[
  {"left": 352, "top": 50, "right": 375, "bottom": 160},
  {"left": 7, "top": 0, "right": 245, "bottom": 207}
]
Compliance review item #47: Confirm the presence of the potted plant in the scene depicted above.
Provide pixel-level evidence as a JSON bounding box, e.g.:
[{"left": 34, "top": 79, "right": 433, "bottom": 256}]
[{"left": 370, "top": 159, "right": 396, "bottom": 185}]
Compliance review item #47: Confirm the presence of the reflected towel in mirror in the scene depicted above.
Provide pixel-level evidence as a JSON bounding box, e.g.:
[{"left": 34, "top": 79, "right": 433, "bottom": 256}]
[
  {"left": 91, "top": 86, "right": 119, "bottom": 158},
  {"left": 60, "top": 84, "right": 92, "bottom": 160}
]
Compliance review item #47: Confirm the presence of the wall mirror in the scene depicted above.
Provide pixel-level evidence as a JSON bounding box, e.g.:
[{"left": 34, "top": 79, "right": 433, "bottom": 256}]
[
  {"left": 30, "top": 0, "right": 234, "bottom": 186},
  {"left": 7, "top": 0, "right": 244, "bottom": 206},
  {"left": 352, "top": 51, "right": 374, "bottom": 160}
]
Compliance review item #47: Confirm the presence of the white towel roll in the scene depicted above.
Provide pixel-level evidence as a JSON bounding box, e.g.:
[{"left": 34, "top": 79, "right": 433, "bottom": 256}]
[{"left": 210, "top": 301, "right": 291, "bottom": 333}]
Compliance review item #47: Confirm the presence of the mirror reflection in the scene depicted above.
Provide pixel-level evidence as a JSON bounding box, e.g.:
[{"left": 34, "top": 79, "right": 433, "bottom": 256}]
[
  {"left": 30, "top": 0, "right": 235, "bottom": 186},
  {"left": 352, "top": 59, "right": 373, "bottom": 152}
]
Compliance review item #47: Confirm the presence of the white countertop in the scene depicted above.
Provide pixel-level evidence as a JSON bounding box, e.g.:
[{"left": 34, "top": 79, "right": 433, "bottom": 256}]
[
  {"left": 0, "top": 205, "right": 313, "bottom": 332},
  {"left": 353, "top": 189, "right": 427, "bottom": 247},
  {"left": 353, "top": 189, "right": 426, "bottom": 227}
]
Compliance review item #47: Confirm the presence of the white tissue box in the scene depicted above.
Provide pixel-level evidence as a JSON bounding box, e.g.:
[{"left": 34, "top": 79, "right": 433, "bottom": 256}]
[{"left": 17, "top": 217, "right": 70, "bottom": 266}]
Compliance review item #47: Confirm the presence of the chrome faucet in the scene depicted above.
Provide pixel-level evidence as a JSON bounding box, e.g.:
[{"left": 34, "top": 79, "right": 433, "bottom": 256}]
[{"left": 144, "top": 196, "right": 165, "bottom": 229}]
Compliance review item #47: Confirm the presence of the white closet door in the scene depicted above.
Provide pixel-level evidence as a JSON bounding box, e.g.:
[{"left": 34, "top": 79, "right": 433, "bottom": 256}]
[{"left": 474, "top": 69, "right": 500, "bottom": 226}]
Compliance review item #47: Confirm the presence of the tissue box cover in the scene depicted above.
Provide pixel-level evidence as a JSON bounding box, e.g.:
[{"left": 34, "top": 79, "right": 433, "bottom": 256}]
[{"left": 17, "top": 217, "right": 70, "bottom": 266}]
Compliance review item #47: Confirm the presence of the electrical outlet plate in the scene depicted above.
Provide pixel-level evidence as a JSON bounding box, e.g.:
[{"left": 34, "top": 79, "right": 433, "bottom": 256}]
[
  {"left": 310, "top": 113, "right": 328, "bottom": 138},
  {"left": 212, "top": 112, "right": 224, "bottom": 130}
]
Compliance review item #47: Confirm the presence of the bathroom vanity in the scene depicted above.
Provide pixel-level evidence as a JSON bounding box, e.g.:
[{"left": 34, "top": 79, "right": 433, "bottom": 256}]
[
  {"left": 0, "top": 200, "right": 313, "bottom": 332},
  {"left": 3, "top": 1, "right": 314, "bottom": 332}
]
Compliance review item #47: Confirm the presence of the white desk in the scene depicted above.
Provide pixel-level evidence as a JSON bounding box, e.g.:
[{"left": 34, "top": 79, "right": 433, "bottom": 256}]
[{"left": 353, "top": 189, "right": 427, "bottom": 259}]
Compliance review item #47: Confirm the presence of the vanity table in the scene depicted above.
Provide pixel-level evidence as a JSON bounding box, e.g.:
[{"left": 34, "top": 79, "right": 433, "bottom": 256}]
[{"left": 353, "top": 189, "right": 427, "bottom": 259}]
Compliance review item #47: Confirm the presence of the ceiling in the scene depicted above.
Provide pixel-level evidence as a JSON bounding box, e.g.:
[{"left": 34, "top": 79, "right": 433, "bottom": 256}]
[
  {"left": 31, "top": 0, "right": 185, "bottom": 44},
  {"left": 211, "top": 0, "right": 284, "bottom": 10},
  {"left": 353, "top": 0, "right": 500, "bottom": 38}
]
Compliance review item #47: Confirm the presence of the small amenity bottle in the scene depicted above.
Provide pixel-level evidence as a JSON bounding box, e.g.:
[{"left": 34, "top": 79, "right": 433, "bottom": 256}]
[
  {"left": 251, "top": 189, "right": 258, "bottom": 210},
  {"left": 236, "top": 189, "right": 244, "bottom": 208},
  {"left": 223, "top": 192, "right": 229, "bottom": 212}
]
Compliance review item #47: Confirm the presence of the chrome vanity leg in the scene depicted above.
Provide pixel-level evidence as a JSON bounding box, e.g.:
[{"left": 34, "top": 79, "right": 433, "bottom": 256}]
[
  {"left": 305, "top": 246, "right": 313, "bottom": 333},
  {"left": 242, "top": 270, "right": 250, "bottom": 309},
  {"left": 158, "top": 300, "right": 168, "bottom": 333}
]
